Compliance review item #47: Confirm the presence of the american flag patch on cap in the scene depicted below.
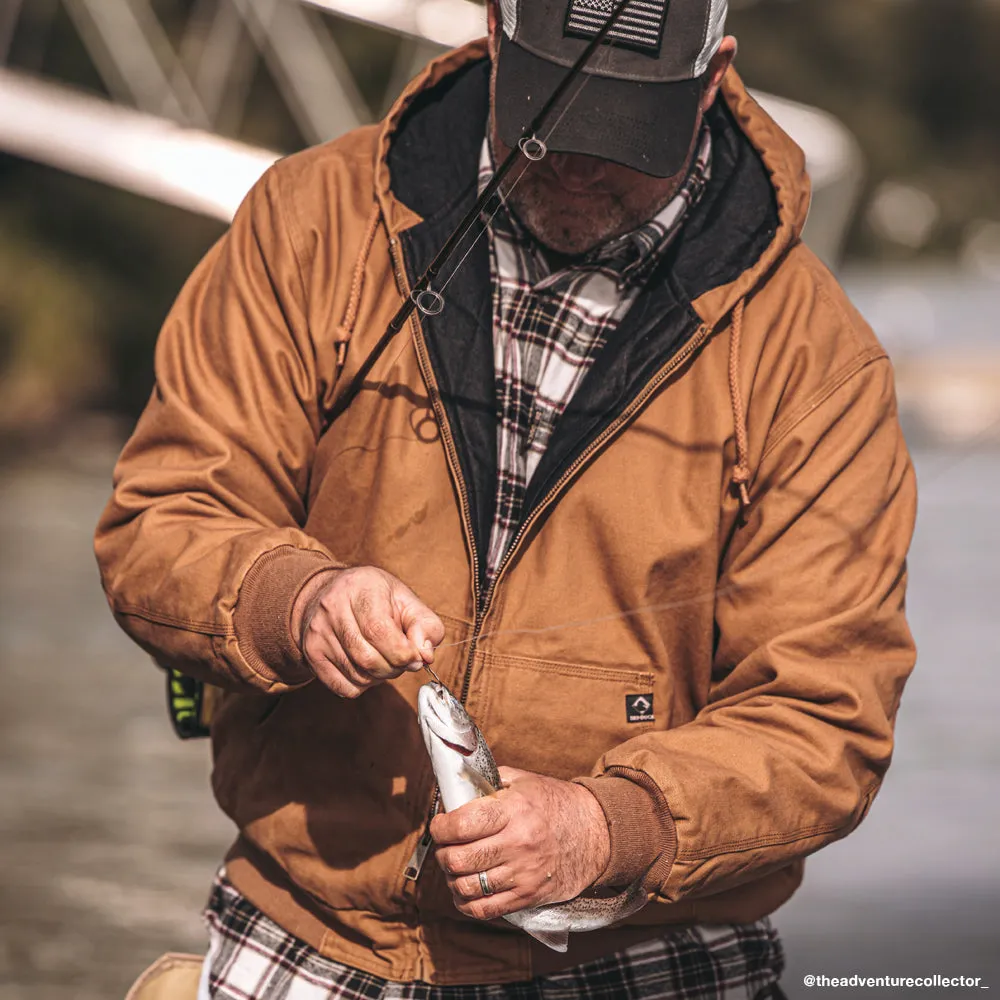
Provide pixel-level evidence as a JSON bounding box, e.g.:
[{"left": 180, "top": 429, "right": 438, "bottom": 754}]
[{"left": 564, "top": 0, "right": 669, "bottom": 56}]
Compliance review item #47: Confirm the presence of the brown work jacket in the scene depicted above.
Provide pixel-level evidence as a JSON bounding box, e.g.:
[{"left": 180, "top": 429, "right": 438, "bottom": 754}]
[{"left": 95, "top": 42, "right": 917, "bottom": 984}]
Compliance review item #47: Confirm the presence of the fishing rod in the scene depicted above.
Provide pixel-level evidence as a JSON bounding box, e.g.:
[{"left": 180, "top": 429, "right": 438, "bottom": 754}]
[
  {"left": 326, "top": 0, "right": 633, "bottom": 425},
  {"left": 167, "top": 2, "right": 633, "bottom": 739}
]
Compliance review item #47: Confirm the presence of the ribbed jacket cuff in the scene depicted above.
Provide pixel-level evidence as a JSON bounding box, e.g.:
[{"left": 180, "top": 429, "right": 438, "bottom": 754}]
[
  {"left": 233, "top": 546, "right": 341, "bottom": 687},
  {"left": 573, "top": 772, "right": 678, "bottom": 891}
]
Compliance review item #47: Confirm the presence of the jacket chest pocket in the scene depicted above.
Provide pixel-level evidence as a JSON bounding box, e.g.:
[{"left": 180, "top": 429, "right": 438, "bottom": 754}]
[{"left": 473, "top": 653, "right": 656, "bottom": 781}]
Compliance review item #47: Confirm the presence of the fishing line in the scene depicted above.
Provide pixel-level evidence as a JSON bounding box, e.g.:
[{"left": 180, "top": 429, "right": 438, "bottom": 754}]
[
  {"left": 371, "top": 152, "right": 537, "bottom": 382},
  {"left": 433, "top": 585, "right": 735, "bottom": 654},
  {"left": 342, "top": 90, "right": 586, "bottom": 561},
  {"left": 424, "top": 156, "right": 531, "bottom": 304},
  {"left": 337, "top": 0, "right": 975, "bottom": 663},
  {"left": 422, "top": 662, "right": 445, "bottom": 685},
  {"left": 427, "top": 408, "right": 979, "bottom": 659}
]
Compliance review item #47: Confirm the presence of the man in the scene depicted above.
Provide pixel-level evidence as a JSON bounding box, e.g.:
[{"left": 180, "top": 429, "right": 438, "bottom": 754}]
[{"left": 96, "top": 0, "right": 917, "bottom": 997}]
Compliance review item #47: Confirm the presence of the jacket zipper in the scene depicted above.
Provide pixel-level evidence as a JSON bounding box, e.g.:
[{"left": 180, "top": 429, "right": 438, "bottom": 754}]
[
  {"left": 478, "top": 323, "right": 712, "bottom": 626},
  {"left": 403, "top": 320, "right": 712, "bottom": 883},
  {"left": 388, "top": 233, "right": 485, "bottom": 884}
]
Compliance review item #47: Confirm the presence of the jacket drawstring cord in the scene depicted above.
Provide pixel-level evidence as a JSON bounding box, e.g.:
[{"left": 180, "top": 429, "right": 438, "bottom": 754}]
[
  {"left": 728, "top": 298, "right": 752, "bottom": 517},
  {"left": 333, "top": 203, "right": 382, "bottom": 373}
]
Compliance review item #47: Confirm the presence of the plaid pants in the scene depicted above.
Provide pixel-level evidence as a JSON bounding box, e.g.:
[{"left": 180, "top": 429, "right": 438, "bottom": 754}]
[{"left": 200, "top": 872, "right": 786, "bottom": 1000}]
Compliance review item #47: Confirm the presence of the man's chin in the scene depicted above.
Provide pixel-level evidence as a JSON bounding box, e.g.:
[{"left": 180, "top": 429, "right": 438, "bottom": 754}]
[
  {"left": 502, "top": 182, "right": 626, "bottom": 256},
  {"left": 527, "top": 226, "right": 619, "bottom": 257},
  {"left": 510, "top": 205, "right": 622, "bottom": 257}
]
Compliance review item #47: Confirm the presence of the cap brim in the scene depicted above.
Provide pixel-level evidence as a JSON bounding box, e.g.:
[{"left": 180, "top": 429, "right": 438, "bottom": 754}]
[{"left": 495, "top": 35, "right": 703, "bottom": 178}]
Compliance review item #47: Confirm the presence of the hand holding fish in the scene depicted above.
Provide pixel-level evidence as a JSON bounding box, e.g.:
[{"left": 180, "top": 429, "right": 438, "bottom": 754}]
[
  {"left": 418, "top": 682, "right": 649, "bottom": 950},
  {"left": 292, "top": 566, "right": 444, "bottom": 698},
  {"left": 431, "top": 767, "right": 612, "bottom": 922}
]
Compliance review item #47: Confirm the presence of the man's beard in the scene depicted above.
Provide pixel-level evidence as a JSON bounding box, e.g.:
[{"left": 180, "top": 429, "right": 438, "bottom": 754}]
[
  {"left": 493, "top": 126, "right": 700, "bottom": 257},
  {"left": 501, "top": 173, "right": 646, "bottom": 256}
]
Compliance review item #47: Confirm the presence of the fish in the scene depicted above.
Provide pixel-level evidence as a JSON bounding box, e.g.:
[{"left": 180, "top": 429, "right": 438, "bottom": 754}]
[{"left": 416, "top": 680, "right": 648, "bottom": 953}]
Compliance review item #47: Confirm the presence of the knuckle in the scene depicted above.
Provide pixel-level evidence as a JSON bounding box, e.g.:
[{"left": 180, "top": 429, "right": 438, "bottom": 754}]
[
  {"left": 448, "top": 850, "right": 471, "bottom": 876},
  {"left": 454, "top": 815, "right": 476, "bottom": 842},
  {"left": 525, "top": 815, "right": 546, "bottom": 842},
  {"left": 339, "top": 637, "right": 377, "bottom": 673},
  {"left": 481, "top": 801, "right": 505, "bottom": 830},
  {"left": 328, "top": 648, "right": 352, "bottom": 673},
  {"left": 359, "top": 615, "right": 390, "bottom": 644},
  {"left": 507, "top": 824, "right": 530, "bottom": 851},
  {"left": 477, "top": 901, "right": 503, "bottom": 921},
  {"left": 475, "top": 843, "right": 503, "bottom": 871},
  {"left": 455, "top": 878, "right": 477, "bottom": 901},
  {"left": 354, "top": 646, "right": 382, "bottom": 672},
  {"left": 511, "top": 881, "right": 535, "bottom": 904},
  {"left": 353, "top": 589, "right": 374, "bottom": 619},
  {"left": 385, "top": 645, "right": 414, "bottom": 669},
  {"left": 338, "top": 624, "right": 365, "bottom": 655},
  {"left": 324, "top": 675, "right": 357, "bottom": 699}
]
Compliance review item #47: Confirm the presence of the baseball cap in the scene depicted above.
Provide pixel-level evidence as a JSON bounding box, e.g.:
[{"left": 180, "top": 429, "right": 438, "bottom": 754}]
[{"left": 494, "top": 0, "right": 729, "bottom": 177}]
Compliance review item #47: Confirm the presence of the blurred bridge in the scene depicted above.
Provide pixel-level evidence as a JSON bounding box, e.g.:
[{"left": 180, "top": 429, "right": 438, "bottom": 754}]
[{"left": 0, "top": 0, "right": 863, "bottom": 264}]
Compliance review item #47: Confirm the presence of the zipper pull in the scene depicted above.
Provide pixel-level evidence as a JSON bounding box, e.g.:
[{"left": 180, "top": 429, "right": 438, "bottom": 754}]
[
  {"left": 403, "top": 791, "right": 441, "bottom": 882},
  {"left": 403, "top": 825, "right": 434, "bottom": 882}
]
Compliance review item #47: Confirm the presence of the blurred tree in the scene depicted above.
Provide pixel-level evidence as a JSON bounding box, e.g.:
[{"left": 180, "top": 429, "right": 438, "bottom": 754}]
[{"left": 728, "top": 0, "right": 1000, "bottom": 259}]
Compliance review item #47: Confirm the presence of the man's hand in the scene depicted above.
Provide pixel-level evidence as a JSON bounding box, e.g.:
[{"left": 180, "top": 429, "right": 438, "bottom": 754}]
[
  {"left": 430, "top": 766, "right": 611, "bottom": 921},
  {"left": 292, "top": 566, "right": 444, "bottom": 698}
]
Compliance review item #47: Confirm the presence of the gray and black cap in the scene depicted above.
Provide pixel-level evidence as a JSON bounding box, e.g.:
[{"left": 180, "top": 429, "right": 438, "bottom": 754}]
[{"left": 495, "top": 0, "right": 729, "bottom": 177}]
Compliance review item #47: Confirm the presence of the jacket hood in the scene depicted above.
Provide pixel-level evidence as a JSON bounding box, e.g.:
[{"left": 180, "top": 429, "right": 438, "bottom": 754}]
[
  {"left": 372, "top": 39, "right": 812, "bottom": 331},
  {"left": 366, "top": 41, "right": 813, "bottom": 531}
]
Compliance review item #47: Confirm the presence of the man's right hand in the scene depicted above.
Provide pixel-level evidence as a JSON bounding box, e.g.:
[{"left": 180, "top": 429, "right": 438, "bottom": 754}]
[{"left": 291, "top": 566, "right": 445, "bottom": 698}]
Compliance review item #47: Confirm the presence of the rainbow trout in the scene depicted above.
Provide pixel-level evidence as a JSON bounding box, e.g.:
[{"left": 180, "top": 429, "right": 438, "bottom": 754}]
[{"left": 416, "top": 681, "right": 648, "bottom": 953}]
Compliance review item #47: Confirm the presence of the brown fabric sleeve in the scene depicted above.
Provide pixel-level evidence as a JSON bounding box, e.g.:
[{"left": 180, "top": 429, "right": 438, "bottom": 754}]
[
  {"left": 232, "top": 546, "right": 343, "bottom": 686},
  {"left": 589, "top": 358, "right": 916, "bottom": 905},
  {"left": 94, "top": 164, "right": 350, "bottom": 693},
  {"left": 573, "top": 771, "right": 678, "bottom": 891}
]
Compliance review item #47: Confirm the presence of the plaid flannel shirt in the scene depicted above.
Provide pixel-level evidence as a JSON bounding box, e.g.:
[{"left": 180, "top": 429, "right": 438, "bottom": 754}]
[{"left": 201, "top": 871, "right": 784, "bottom": 999}]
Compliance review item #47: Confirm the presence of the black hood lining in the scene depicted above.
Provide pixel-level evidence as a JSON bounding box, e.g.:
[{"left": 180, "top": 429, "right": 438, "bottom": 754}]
[{"left": 386, "top": 58, "right": 779, "bottom": 593}]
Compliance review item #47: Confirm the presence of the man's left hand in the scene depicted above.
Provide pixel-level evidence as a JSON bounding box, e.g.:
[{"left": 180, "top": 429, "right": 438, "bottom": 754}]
[{"left": 430, "top": 766, "right": 611, "bottom": 921}]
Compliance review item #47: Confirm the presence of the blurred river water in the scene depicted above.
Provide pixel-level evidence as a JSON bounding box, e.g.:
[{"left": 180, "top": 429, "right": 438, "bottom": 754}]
[{"left": 1, "top": 405, "right": 998, "bottom": 997}]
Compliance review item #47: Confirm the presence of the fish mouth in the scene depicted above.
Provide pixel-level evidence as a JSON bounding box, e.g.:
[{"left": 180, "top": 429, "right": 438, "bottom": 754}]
[{"left": 419, "top": 683, "right": 477, "bottom": 754}]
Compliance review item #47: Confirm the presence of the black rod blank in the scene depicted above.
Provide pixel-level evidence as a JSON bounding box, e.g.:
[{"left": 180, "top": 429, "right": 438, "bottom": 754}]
[{"left": 327, "top": 0, "right": 632, "bottom": 424}]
